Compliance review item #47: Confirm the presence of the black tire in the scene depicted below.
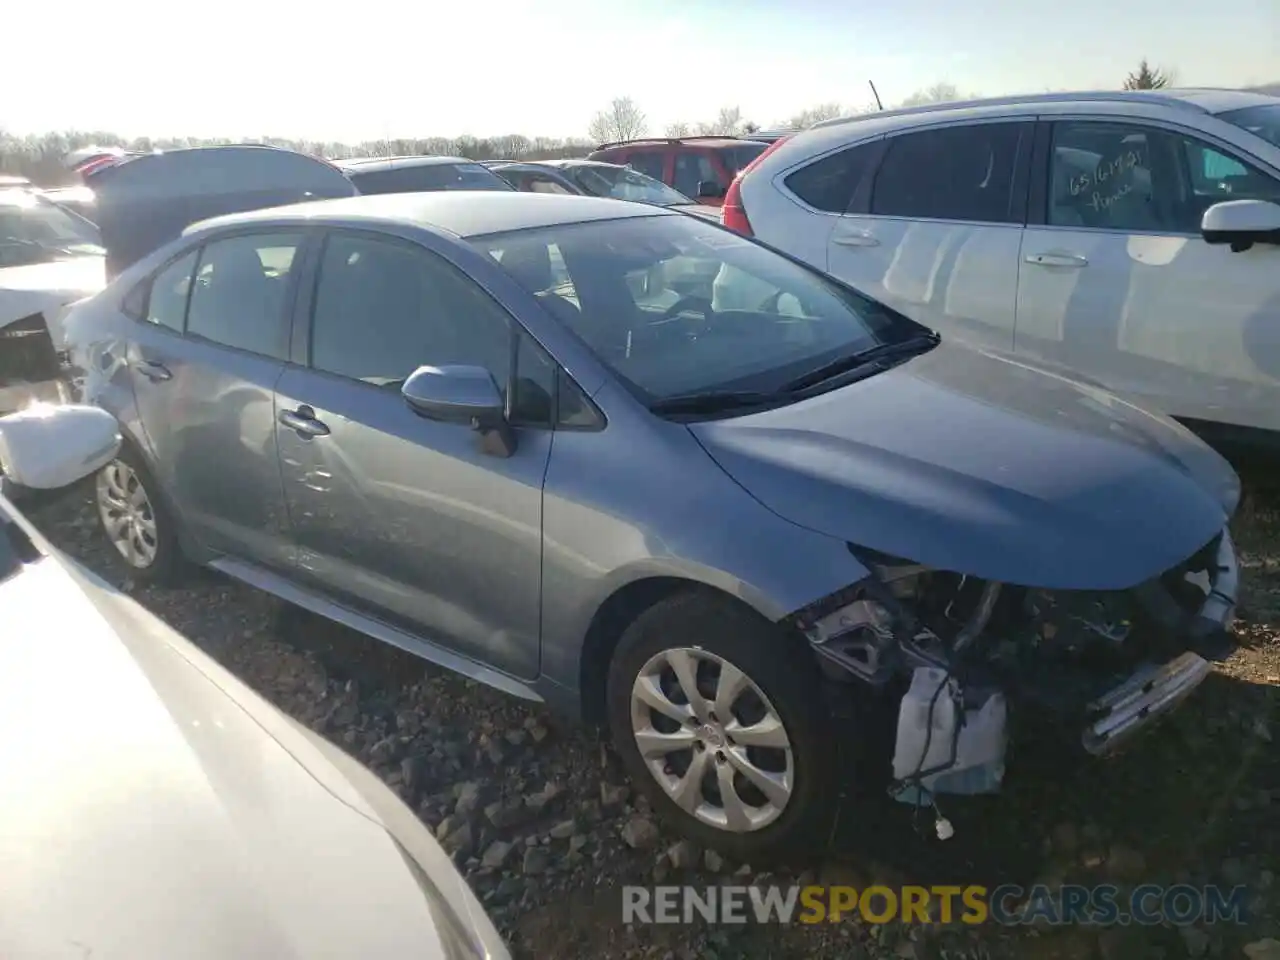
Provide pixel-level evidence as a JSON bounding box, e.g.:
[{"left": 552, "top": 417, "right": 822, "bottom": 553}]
[
  {"left": 606, "top": 589, "right": 838, "bottom": 862},
  {"left": 93, "top": 441, "right": 187, "bottom": 585}
]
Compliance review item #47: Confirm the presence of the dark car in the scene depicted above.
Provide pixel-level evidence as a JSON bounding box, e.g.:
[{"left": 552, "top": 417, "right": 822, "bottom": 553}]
[
  {"left": 85, "top": 144, "right": 357, "bottom": 278},
  {"left": 335, "top": 156, "right": 514, "bottom": 195},
  {"left": 586, "top": 136, "right": 769, "bottom": 206},
  {"left": 489, "top": 159, "right": 717, "bottom": 219}
]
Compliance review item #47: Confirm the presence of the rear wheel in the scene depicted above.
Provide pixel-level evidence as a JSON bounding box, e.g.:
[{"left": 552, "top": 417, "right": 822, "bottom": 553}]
[
  {"left": 94, "top": 444, "right": 185, "bottom": 583},
  {"left": 606, "top": 591, "right": 838, "bottom": 861}
]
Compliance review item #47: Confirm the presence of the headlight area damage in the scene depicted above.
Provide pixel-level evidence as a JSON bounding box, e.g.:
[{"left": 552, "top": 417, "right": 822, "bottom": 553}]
[
  {"left": 785, "top": 531, "right": 1239, "bottom": 813},
  {"left": 0, "top": 311, "right": 73, "bottom": 415}
]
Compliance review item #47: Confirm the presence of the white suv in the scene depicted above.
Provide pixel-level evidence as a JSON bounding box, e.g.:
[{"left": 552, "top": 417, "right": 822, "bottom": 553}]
[{"left": 727, "top": 89, "right": 1280, "bottom": 445}]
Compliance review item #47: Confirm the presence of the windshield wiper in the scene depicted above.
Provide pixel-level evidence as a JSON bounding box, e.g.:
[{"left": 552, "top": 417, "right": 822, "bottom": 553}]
[
  {"left": 780, "top": 331, "right": 940, "bottom": 393},
  {"left": 649, "top": 390, "right": 787, "bottom": 416}
]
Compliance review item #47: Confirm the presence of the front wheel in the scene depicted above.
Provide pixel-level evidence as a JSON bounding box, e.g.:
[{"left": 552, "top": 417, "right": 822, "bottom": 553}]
[
  {"left": 94, "top": 444, "right": 185, "bottom": 584},
  {"left": 606, "top": 591, "right": 839, "bottom": 862}
]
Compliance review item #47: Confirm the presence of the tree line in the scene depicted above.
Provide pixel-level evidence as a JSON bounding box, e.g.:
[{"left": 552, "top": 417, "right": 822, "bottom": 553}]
[{"left": 0, "top": 62, "right": 1183, "bottom": 187}]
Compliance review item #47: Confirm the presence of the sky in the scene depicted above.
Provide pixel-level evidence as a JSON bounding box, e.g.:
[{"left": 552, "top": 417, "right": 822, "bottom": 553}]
[{"left": 3, "top": 0, "right": 1277, "bottom": 144}]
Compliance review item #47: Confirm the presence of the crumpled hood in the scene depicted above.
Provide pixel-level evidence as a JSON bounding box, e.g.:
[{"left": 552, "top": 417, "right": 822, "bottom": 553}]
[
  {"left": 0, "top": 256, "right": 106, "bottom": 342},
  {"left": 690, "top": 339, "right": 1238, "bottom": 591},
  {"left": 0, "top": 546, "right": 504, "bottom": 959}
]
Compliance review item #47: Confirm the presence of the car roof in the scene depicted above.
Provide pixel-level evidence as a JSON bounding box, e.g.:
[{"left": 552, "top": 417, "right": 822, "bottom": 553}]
[
  {"left": 594, "top": 136, "right": 756, "bottom": 151},
  {"left": 809, "top": 88, "right": 1278, "bottom": 134},
  {"left": 188, "top": 190, "right": 670, "bottom": 239},
  {"left": 333, "top": 155, "right": 478, "bottom": 173}
]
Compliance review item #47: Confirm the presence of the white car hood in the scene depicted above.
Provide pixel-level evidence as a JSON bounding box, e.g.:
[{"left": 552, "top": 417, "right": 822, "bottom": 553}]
[
  {"left": 0, "top": 256, "right": 106, "bottom": 342},
  {"left": 0, "top": 542, "right": 505, "bottom": 959}
]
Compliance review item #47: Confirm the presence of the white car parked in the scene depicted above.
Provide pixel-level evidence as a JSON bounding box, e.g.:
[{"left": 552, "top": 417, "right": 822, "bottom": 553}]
[
  {"left": 0, "top": 404, "right": 511, "bottom": 960},
  {"left": 725, "top": 89, "right": 1280, "bottom": 447}
]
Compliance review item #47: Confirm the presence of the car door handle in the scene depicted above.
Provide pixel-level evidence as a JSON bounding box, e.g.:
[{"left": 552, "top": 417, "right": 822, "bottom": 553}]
[
  {"left": 832, "top": 231, "right": 880, "bottom": 248},
  {"left": 278, "top": 406, "right": 330, "bottom": 438},
  {"left": 1024, "top": 252, "right": 1089, "bottom": 268},
  {"left": 132, "top": 359, "right": 172, "bottom": 382}
]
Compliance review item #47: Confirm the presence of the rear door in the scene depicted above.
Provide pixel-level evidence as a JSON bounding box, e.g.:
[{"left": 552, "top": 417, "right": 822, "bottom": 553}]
[
  {"left": 124, "top": 229, "right": 308, "bottom": 570},
  {"left": 273, "top": 229, "right": 555, "bottom": 680},
  {"left": 1015, "top": 116, "right": 1280, "bottom": 431},
  {"left": 621, "top": 149, "right": 671, "bottom": 188},
  {"left": 826, "top": 120, "right": 1032, "bottom": 352}
]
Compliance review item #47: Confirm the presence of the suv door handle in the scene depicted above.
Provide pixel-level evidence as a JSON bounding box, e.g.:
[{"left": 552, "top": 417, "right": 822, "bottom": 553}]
[
  {"left": 832, "top": 230, "right": 880, "bottom": 248},
  {"left": 278, "top": 405, "right": 330, "bottom": 438},
  {"left": 132, "top": 359, "right": 172, "bottom": 382},
  {"left": 1024, "top": 252, "right": 1089, "bottom": 268}
]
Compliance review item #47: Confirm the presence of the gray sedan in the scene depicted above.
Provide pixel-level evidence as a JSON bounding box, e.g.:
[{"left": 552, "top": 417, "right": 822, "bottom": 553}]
[{"left": 63, "top": 191, "right": 1240, "bottom": 861}]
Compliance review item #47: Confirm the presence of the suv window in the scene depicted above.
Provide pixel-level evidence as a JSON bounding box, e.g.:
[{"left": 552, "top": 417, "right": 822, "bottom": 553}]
[
  {"left": 185, "top": 233, "right": 303, "bottom": 358},
  {"left": 310, "top": 233, "right": 553, "bottom": 425},
  {"left": 1048, "top": 121, "right": 1280, "bottom": 233},
  {"left": 785, "top": 142, "right": 879, "bottom": 213},
  {"left": 625, "top": 152, "right": 667, "bottom": 181},
  {"left": 673, "top": 152, "right": 719, "bottom": 196},
  {"left": 141, "top": 250, "right": 199, "bottom": 331},
  {"left": 350, "top": 163, "right": 510, "bottom": 195},
  {"left": 871, "top": 123, "right": 1024, "bottom": 223}
]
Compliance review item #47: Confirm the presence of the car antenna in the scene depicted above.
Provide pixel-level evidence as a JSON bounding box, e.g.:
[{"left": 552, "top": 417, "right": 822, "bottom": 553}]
[{"left": 869, "top": 80, "right": 885, "bottom": 111}]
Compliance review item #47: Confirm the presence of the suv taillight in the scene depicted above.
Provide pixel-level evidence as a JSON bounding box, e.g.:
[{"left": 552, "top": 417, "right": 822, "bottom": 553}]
[{"left": 721, "top": 136, "right": 790, "bottom": 236}]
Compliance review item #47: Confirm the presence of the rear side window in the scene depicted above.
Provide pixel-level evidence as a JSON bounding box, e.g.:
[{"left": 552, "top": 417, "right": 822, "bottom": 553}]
[
  {"left": 871, "top": 123, "right": 1025, "bottom": 224},
  {"left": 185, "top": 233, "right": 304, "bottom": 358},
  {"left": 626, "top": 152, "right": 667, "bottom": 181},
  {"left": 785, "top": 142, "right": 879, "bottom": 213},
  {"left": 141, "top": 250, "right": 199, "bottom": 331},
  {"left": 673, "top": 152, "right": 719, "bottom": 196},
  {"left": 351, "top": 164, "right": 510, "bottom": 194}
]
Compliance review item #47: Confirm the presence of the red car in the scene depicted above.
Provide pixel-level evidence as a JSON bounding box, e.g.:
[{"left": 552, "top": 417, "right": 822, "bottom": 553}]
[{"left": 587, "top": 136, "right": 769, "bottom": 206}]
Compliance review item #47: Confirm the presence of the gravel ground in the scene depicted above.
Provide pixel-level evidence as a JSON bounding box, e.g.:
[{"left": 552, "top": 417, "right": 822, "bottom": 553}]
[{"left": 25, "top": 476, "right": 1280, "bottom": 960}]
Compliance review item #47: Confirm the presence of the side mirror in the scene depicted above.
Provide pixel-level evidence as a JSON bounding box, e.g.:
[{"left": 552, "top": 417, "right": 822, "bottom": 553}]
[
  {"left": 696, "top": 180, "right": 726, "bottom": 200},
  {"left": 0, "top": 403, "right": 120, "bottom": 489},
  {"left": 1201, "top": 199, "right": 1280, "bottom": 252},
  {"left": 401, "top": 365, "right": 516, "bottom": 457}
]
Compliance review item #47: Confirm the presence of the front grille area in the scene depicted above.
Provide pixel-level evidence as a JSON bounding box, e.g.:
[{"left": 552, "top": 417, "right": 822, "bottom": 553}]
[{"left": 0, "top": 313, "right": 61, "bottom": 387}]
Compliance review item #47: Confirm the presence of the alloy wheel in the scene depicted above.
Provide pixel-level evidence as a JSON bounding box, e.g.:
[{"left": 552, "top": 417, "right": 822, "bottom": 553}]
[
  {"left": 96, "top": 459, "right": 159, "bottom": 569},
  {"left": 629, "top": 646, "right": 794, "bottom": 832}
]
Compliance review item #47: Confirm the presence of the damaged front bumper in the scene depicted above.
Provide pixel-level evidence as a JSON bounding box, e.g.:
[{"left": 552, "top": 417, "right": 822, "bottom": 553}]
[
  {"left": 1082, "top": 528, "right": 1237, "bottom": 756},
  {"left": 787, "top": 527, "right": 1240, "bottom": 802}
]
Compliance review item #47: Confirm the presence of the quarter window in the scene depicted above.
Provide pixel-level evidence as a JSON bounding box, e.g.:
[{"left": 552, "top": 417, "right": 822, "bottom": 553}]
[
  {"left": 142, "top": 250, "right": 199, "bottom": 332},
  {"left": 185, "top": 233, "right": 303, "bottom": 358},
  {"left": 310, "top": 233, "right": 553, "bottom": 425},
  {"left": 871, "top": 123, "right": 1025, "bottom": 223},
  {"left": 785, "top": 142, "right": 879, "bottom": 213}
]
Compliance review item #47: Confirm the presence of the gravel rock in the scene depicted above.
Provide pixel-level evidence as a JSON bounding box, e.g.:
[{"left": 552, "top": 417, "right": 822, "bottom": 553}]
[
  {"left": 485, "top": 799, "right": 527, "bottom": 830},
  {"left": 667, "top": 839, "right": 700, "bottom": 870},
  {"left": 601, "top": 782, "right": 630, "bottom": 808},
  {"left": 454, "top": 782, "right": 482, "bottom": 817},
  {"left": 1180, "top": 926, "right": 1210, "bottom": 958},
  {"left": 621, "top": 816, "right": 659, "bottom": 850},
  {"left": 442, "top": 823, "right": 475, "bottom": 858},
  {"left": 549, "top": 819, "right": 578, "bottom": 841},
  {"left": 1222, "top": 857, "right": 1249, "bottom": 887},
  {"left": 1244, "top": 941, "right": 1280, "bottom": 960},
  {"left": 522, "top": 846, "right": 551, "bottom": 875},
  {"left": 1106, "top": 844, "right": 1146, "bottom": 882},
  {"left": 704, "top": 850, "right": 725, "bottom": 873},
  {"left": 481, "top": 840, "right": 514, "bottom": 869}
]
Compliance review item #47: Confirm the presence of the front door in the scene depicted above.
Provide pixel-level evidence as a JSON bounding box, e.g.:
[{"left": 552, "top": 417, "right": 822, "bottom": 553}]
[
  {"left": 274, "top": 229, "right": 555, "bottom": 680},
  {"left": 826, "top": 120, "right": 1030, "bottom": 353},
  {"left": 1014, "top": 118, "right": 1280, "bottom": 431},
  {"left": 126, "top": 231, "right": 306, "bottom": 570}
]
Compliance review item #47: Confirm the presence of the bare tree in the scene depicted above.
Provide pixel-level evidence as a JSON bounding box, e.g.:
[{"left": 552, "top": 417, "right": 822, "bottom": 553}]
[
  {"left": 665, "top": 121, "right": 691, "bottom": 137},
  {"left": 588, "top": 97, "right": 648, "bottom": 144},
  {"left": 783, "top": 102, "right": 846, "bottom": 130},
  {"left": 694, "top": 106, "right": 745, "bottom": 136},
  {"left": 1123, "top": 58, "right": 1173, "bottom": 90},
  {"left": 898, "top": 82, "right": 964, "bottom": 108}
]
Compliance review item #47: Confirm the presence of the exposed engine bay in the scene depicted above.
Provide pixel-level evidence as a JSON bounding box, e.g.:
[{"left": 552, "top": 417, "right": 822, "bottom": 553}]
[{"left": 787, "top": 531, "right": 1239, "bottom": 825}]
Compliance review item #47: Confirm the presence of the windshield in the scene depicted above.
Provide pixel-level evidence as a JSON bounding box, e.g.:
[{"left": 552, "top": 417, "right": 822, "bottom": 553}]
[
  {"left": 0, "top": 189, "right": 104, "bottom": 268},
  {"left": 473, "top": 213, "right": 913, "bottom": 403},
  {"left": 572, "top": 165, "right": 692, "bottom": 206},
  {"left": 1218, "top": 103, "right": 1280, "bottom": 149},
  {"left": 724, "top": 142, "right": 768, "bottom": 177}
]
